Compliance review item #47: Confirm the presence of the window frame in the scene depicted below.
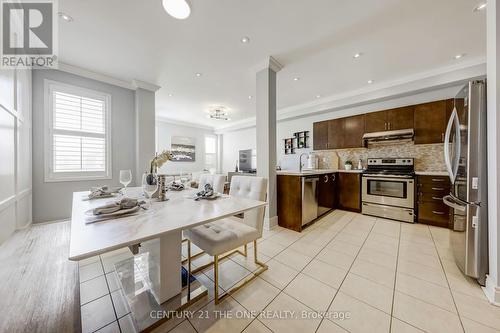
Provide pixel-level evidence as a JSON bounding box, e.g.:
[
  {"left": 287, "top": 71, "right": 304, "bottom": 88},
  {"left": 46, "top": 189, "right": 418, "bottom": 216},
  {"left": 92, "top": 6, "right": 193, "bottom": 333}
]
[
  {"left": 204, "top": 135, "right": 217, "bottom": 170},
  {"left": 43, "top": 79, "right": 112, "bottom": 182}
]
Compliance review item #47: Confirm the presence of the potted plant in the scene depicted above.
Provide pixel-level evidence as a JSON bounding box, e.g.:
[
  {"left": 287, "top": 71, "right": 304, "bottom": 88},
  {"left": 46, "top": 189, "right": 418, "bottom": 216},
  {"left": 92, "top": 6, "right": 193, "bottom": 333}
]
[{"left": 344, "top": 160, "right": 353, "bottom": 171}]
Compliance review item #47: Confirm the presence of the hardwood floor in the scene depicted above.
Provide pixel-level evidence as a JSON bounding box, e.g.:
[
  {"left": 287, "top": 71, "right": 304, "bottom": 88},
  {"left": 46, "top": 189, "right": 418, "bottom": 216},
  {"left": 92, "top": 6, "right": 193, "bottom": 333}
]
[{"left": 0, "top": 221, "right": 81, "bottom": 333}]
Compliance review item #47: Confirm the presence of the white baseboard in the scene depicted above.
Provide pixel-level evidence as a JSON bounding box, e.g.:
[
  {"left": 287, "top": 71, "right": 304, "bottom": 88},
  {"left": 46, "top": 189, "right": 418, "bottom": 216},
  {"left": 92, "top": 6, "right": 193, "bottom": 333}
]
[
  {"left": 264, "top": 216, "right": 279, "bottom": 230},
  {"left": 483, "top": 275, "right": 500, "bottom": 306}
]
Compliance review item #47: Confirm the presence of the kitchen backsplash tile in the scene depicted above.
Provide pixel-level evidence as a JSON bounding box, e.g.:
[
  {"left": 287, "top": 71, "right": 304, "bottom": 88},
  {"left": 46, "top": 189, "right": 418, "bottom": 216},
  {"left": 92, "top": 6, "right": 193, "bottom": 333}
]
[{"left": 315, "top": 143, "right": 445, "bottom": 171}]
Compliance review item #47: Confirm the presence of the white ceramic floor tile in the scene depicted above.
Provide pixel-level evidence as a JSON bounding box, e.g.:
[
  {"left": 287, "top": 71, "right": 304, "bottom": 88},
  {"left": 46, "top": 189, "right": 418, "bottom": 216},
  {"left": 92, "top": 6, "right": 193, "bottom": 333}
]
[
  {"left": 302, "top": 259, "right": 348, "bottom": 289},
  {"left": 79, "top": 261, "right": 104, "bottom": 283},
  {"left": 259, "top": 293, "right": 322, "bottom": 333},
  {"left": 259, "top": 259, "right": 299, "bottom": 289},
  {"left": 357, "top": 247, "right": 397, "bottom": 270},
  {"left": 340, "top": 273, "right": 394, "bottom": 314},
  {"left": 80, "top": 275, "right": 109, "bottom": 305},
  {"left": 334, "top": 232, "right": 367, "bottom": 246},
  {"left": 316, "top": 318, "right": 349, "bottom": 333},
  {"left": 229, "top": 251, "right": 271, "bottom": 272},
  {"left": 204, "top": 259, "right": 252, "bottom": 291},
  {"left": 396, "top": 273, "right": 456, "bottom": 313},
  {"left": 267, "top": 231, "right": 301, "bottom": 247},
  {"left": 461, "top": 317, "right": 500, "bottom": 333},
  {"left": 105, "top": 271, "right": 121, "bottom": 292},
  {"left": 316, "top": 248, "right": 356, "bottom": 270},
  {"left": 329, "top": 292, "right": 391, "bottom": 333},
  {"left": 284, "top": 273, "right": 337, "bottom": 312},
  {"left": 398, "top": 251, "right": 442, "bottom": 270},
  {"left": 242, "top": 319, "right": 272, "bottom": 333},
  {"left": 231, "top": 277, "right": 280, "bottom": 313},
  {"left": 95, "top": 321, "right": 120, "bottom": 333},
  {"left": 118, "top": 313, "right": 138, "bottom": 333},
  {"left": 325, "top": 239, "right": 361, "bottom": 257},
  {"left": 188, "top": 297, "right": 252, "bottom": 333},
  {"left": 81, "top": 295, "right": 117, "bottom": 333},
  {"left": 111, "top": 289, "right": 131, "bottom": 319},
  {"left": 274, "top": 247, "right": 313, "bottom": 271},
  {"left": 393, "top": 291, "right": 462, "bottom": 333},
  {"left": 447, "top": 274, "right": 487, "bottom": 300},
  {"left": 256, "top": 239, "right": 287, "bottom": 257},
  {"left": 453, "top": 291, "right": 500, "bottom": 330},
  {"left": 350, "top": 259, "right": 395, "bottom": 288},
  {"left": 288, "top": 240, "right": 323, "bottom": 257},
  {"left": 397, "top": 260, "right": 448, "bottom": 287},
  {"left": 390, "top": 318, "right": 425, "bottom": 332},
  {"left": 366, "top": 233, "right": 400, "bottom": 246}
]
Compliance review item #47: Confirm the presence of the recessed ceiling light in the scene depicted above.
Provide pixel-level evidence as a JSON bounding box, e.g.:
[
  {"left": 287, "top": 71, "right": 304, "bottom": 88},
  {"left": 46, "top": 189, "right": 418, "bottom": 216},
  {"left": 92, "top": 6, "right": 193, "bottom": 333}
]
[
  {"left": 248, "top": 95, "right": 252, "bottom": 99},
  {"left": 367, "top": 80, "right": 373, "bottom": 84},
  {"left": 473, "top": 2, "right": 487, "bottom": 11},
  {"left": 162, "top": 0, "right": 191, "bottom": 20},
  {"left": 241, "top": 36, "right": 250, "bottom": 43},
  {"left": 293, "top": 77, "right": 300, "bottom": 81},
  {"left": 195, "top": 72, "right": 202, "bottom": 77},
  {"left": 168, "top": 93, "right": 173, "bottom": 97},
  {"left": 315, "top": 95, "right": 321, "bottom": 98},
  {"left": 454, "top": 54, "right": 466, "bottom": 60},
  {"left": 353, "top": 52, "right": 363, "bottom": 59},
  {"left": 58, "top": 12, "right": 73, "bottom": 22}
]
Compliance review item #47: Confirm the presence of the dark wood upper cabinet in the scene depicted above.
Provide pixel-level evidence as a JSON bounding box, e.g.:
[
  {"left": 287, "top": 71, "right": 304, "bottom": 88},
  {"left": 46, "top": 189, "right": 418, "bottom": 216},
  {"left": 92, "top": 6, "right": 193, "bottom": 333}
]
[
  {"left": 386, "top": 106, "right": 414, "bottom": 131},
  {"left": 313, "top": 121, "right": 329, "bottom": 150},
  {"left": 343, "top": 115, "right": 365, "bottom": 148},
  {"left": 414, "top": 100, "right": 448, "bottom": 144},
  {"left": 337, "top": 173, "right": 361, "bottom": 212},
  {"left": 328, "top": 118, "right": 344, "bottom": 149},
  {"left": 365, "top": 111, "right": 387, "bottom": 133}
]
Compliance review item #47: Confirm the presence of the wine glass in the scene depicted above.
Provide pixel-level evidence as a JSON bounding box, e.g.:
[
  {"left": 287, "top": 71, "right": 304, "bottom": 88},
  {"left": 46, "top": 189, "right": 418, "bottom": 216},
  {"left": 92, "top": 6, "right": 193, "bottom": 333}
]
[
  {"left": 180, "top": 171, "right": 190, "bottom": 188},
  {"left": 119, "top": 170, "right": 132, "bottom": 196},
  {"left": 142, "top": 173, "right": 158, "bottom": 208}
]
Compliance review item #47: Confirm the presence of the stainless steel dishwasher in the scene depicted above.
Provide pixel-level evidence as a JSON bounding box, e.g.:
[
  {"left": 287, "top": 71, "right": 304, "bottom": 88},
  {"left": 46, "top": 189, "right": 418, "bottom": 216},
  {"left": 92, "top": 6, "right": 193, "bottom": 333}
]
[{"left": 302, "top": 176, "right": 319, "bottom": 226}]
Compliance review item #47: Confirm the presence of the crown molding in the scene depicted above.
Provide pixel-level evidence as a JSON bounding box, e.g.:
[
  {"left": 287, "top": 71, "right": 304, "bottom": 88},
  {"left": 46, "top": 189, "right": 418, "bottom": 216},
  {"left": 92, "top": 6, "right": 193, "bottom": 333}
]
[
  {"left": 132, "top": 79, "right": 161, "bottom": 92},
  {"left": 215, "top": 58, "right": 486, "bottom": 133},
  {"left": 254, "top": 56, "right": 283, "bottom": 73},
  {"left": 57, "top": 62, "right": 160, "bottom": 92},
  {"left": 156, "top": 116, "right": 215, "bottom": 131}
]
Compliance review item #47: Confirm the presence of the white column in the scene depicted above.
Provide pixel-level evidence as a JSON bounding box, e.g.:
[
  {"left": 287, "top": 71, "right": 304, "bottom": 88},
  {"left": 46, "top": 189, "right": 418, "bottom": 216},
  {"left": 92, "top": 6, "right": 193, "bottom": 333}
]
[
  {"left": 486, "top": 0, "right": 500, "bottom": 305},
  {"left": 158, "top": 230, "right": 182, "bottom": 303},
  {"left": 132, "top": 80, "right": 160, "bottom": 183},
  {"left": 256, "top": 57, "right": 282, "bottom": 229},
  {"left": 217, "top": 133, "right": 223, "bottom": 174}
]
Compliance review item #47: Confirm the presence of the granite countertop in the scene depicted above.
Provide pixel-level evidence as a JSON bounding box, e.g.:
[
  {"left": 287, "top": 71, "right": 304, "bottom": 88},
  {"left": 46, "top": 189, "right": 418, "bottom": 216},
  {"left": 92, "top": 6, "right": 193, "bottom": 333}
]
[
  {"left": 415, "top": 171, "right": 449, "bottom": 176},
  {"left": 276, "top": 169, "right": 364, "bottom": 176}
]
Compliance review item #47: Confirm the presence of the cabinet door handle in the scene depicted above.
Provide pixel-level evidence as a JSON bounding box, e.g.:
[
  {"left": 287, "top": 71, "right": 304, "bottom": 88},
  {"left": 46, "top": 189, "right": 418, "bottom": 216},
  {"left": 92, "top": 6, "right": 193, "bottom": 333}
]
[
  {"left": 432, "top": 178, "right": 445, "bottom": 182},
  {"left": 432, "top": 196, "right": 443, "bottom": 201},
  {"left": 331, "top": 174, "right": 336, "bottom": 182},
  {"left": 432, "top": 211, "right": 445, "bottom": 215},
  {"left": 385, "top": 122, "right": 387, "bottom": 130},
  {"left": 431, "top": 187, "right": 444, "bottom": 191},
  {"left": 388, "top": 122, "right": 391, "bottom": 130},
  {"left": 324, "top": 175, "right": 328, "bottom": 183},
  {"left": 442, "top": 133, "right": 445, "bottom": 142}
]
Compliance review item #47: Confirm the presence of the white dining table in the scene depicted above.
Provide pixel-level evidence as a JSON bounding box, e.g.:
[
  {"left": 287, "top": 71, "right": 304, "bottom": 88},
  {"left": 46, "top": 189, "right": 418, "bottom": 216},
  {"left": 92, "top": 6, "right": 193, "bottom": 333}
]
[{"left": 69, "top": 187, "right": 266, "bottom": 331}]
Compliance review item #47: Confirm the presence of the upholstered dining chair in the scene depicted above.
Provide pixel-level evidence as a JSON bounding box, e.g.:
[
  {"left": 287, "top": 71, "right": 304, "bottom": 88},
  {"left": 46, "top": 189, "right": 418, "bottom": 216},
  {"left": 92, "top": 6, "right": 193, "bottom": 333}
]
[
  {"left": 198, "top": 174, "right": 226, "bottom": 194},
  {"left": 184, "top": 176, "right": 268, "bottom": 304}
]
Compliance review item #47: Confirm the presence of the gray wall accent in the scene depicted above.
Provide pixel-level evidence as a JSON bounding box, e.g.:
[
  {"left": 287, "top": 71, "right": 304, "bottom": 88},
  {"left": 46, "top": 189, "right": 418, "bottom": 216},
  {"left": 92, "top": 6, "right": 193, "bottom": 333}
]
[
  {"left": 135, "top": 88, "right": 156, "bottom": 182},
  {"left": 32, "top": 69, "right": 136, "bottom": 223}
]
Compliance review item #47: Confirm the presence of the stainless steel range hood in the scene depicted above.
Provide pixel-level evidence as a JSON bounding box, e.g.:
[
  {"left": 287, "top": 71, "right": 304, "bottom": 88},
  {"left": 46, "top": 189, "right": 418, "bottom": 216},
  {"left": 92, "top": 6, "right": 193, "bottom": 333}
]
[{"left": 362, "top": 128, "right": 414, "bottom": 146}]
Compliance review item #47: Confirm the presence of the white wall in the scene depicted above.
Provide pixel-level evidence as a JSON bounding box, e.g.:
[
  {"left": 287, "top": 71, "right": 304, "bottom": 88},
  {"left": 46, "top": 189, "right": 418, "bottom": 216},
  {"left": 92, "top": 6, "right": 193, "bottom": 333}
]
[
  {"left": 0, "top": 68, "right": 32, "bottom": 244},
  {"left": 156, "top": 120, "right": 215, "bottom": 174},
  {"left": 32, "top": 69, "right": 136, "bottom": 223},
  {"left": 221, "top": 85, "right": 463, "bottom": 173}
]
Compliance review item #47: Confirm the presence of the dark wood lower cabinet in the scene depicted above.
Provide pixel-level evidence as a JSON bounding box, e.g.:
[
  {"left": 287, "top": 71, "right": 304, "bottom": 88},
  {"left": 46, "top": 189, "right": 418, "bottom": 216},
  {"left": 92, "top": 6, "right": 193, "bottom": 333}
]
[
  {"left": 337, "top": 173, "right": 361, "bottom": 212},
  {"left": 318, "top": 173, "right": 337, "bottom": 209},
  {"left": 417, "top": 175, "right": 452, "bottom": 228},
  {"left": 277, "top": 175, "right": 302, "bottom": 232}
]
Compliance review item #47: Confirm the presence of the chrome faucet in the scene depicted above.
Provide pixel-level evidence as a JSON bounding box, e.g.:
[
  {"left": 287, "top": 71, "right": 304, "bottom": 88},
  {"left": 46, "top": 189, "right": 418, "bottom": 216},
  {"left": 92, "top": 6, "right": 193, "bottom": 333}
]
[{"left": 299, "top": 153, "right": 308, "bottom": 173}]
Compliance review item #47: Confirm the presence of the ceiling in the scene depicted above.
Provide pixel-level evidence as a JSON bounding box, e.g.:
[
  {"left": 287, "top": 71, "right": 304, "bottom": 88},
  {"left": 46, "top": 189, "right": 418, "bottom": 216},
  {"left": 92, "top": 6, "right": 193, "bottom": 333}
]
[{"left": 58, "top": 0, "right": 486, "bottom": 129}]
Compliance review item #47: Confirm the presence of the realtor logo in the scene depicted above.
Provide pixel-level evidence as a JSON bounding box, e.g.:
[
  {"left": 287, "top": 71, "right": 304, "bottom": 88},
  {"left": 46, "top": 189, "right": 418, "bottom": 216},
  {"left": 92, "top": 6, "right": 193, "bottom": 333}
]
[{"left": 1, "top": 0, "right": 58, "bottom": 68}]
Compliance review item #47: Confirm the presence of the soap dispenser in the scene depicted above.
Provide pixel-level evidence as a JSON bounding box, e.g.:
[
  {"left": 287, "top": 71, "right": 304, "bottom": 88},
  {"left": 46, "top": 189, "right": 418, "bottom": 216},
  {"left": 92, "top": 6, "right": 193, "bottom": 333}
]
[{"left": 357, "top": 159, "right": 363, "bottom": 170}]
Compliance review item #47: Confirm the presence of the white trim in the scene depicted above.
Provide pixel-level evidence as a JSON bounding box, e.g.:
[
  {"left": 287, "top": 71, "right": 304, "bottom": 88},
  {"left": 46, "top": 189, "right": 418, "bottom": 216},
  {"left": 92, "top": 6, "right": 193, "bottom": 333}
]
[
  {"left": 43, "top": 79, "right": 112, "bottom": 182},
  {"left": 0, "top": 195, "right": 16, "bottom": 213},
  {"left": 484, "top": 275, "right": 500, "bottom": 306},
  {"left": 254, "top": 56, "right": 283, "bottom": 73},
  {"left": 264, "top": 216, "right": 279, "bottom": 230},
  {"left": 132, "top": 80, "right": 161, "bottom": 92},
  {"left": 215, "top": 60, "right": 486, "bottom": 133},
  {"left": 156, "top": 116, "right": 215, "bottom": 131}
]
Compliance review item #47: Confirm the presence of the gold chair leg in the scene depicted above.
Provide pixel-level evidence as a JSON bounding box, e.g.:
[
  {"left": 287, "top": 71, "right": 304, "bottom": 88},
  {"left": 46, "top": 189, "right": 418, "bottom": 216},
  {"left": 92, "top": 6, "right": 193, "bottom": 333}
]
[
  {"left": 214, "top": 255, "right": 219, "bottom": 304},
  {"left": 187, "top": 239, "right": 192, "bottom": 299},
  {"left": 244, "top": 244, "right": 248, "bottom": 257},
  {"left": 254, "top": 240, "right": 258, "bottom": 263}
]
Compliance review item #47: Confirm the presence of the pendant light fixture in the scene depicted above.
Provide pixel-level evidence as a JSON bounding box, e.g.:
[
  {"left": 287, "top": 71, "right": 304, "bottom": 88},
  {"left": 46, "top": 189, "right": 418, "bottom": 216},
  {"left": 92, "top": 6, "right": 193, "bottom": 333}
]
[{"left": 162, "top": 0, "right": 191, "bottom": 20}]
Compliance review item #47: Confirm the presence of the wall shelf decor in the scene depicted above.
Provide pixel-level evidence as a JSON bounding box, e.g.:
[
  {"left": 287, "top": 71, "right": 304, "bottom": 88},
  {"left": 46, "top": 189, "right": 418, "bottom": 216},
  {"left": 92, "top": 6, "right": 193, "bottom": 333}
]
[{"left": 283, "top": 130, "right": 309, "bottom": 154}]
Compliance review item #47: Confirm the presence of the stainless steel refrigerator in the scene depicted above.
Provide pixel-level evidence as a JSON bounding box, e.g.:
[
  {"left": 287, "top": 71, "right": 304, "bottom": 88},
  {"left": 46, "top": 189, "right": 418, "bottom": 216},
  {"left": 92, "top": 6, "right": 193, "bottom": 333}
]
[{"left": 443, "top": 80, "right": 488, "bottom": 285}]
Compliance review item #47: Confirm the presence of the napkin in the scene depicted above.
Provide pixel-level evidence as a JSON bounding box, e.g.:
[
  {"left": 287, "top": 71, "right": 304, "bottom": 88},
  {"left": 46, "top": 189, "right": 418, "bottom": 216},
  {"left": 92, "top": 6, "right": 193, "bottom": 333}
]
[
  {"left": 196, "top": 184, "right": 214, "bottom": 199},
  {"left": 87, "top": 186, "right": 121, "bottom": 200},
  {"left": 93, "top": 198, "right": 144, "bottom": 215}
]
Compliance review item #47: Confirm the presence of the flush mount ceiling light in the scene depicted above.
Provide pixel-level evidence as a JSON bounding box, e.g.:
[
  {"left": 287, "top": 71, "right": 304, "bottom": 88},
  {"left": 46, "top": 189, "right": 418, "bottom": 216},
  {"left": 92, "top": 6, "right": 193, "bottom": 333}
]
[
  {"left": 248, "top": 95, "right": 252, "bottom": 99},
  {"left": 162, "top": 0, "right": 191, "bottom": 20},
  {"left": 195, "top": 72, "right": 202, "bottom": 77},
  {"left": 367, "top": 80, "right": 374, "bottom": 84},
  {"left": 207, "top": 107, "right": 230, "bottom": 121},
  {"left": 168, "top": 93, "right": 173, "bottom": 97},
  {"left": 241, "top": 36, "right": 250, "bottom": 44},
  {"left": 454, "top": 53, "right": 466, "bottom": 60},
  {"left": 293, "top": 77, "right": 300, "bottom": 81},
  {"left": 353, "top": 52, "right": 363, "bottom": 59},
  {"left": 473, "top": 2, "right": 487, "bottom": 11},
  {"left": 58, "top": 12, "right": 73, "bottom": 22},
  {"left": 315, "top": 95, "right": 321, "bottom": 98}
]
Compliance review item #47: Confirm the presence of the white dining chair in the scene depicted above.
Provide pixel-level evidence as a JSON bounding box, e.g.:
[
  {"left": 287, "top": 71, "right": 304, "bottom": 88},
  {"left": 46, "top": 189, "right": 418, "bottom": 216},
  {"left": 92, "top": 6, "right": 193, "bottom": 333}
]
[
  {"left": 198, "top": 173, "right": 226, "bottom": 194},
  {"left": 184, "top": 176, "right": 268, "bottom": 304}
]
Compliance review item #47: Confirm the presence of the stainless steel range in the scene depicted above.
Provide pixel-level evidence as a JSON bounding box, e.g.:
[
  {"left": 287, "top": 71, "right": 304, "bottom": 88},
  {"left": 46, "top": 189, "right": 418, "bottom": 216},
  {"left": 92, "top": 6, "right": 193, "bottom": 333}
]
[{"left": 362, "top": 158, "right": 415, "bottom": 223}]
